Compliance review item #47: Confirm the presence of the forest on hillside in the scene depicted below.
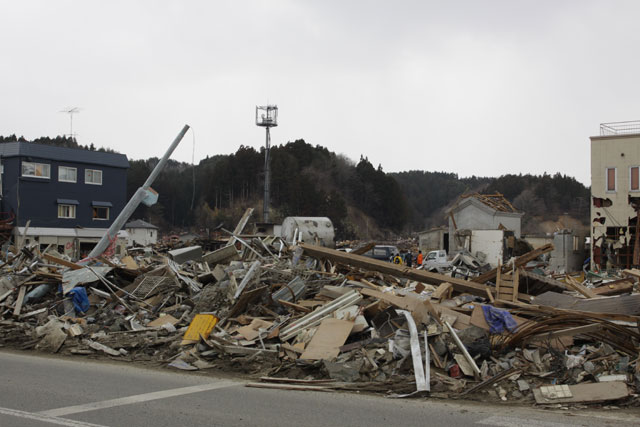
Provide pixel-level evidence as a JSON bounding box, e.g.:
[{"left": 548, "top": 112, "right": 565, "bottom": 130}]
[
  {"left": 1, "top": 135, "right": 591, "bottom": 238},
  {"left": 0, "top": 134, "right": 115, "bottom": 152}
]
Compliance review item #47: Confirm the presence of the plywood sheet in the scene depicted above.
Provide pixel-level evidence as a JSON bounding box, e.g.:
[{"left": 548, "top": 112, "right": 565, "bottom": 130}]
[
  {"left": 148, "top": 314, "right": 179, "bottom": 327},
  {"left": 300, "top": 318, "right": 353, "bottom": 360}
]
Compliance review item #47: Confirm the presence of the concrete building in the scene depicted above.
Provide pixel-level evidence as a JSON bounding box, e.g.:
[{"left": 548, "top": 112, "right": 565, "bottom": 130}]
[
  {"left": 447, "top": 193, "right": 523, "bottom": 254},
  {"left": 590, "top": 121, "right": 640, "bottom": 269},
  {"left": 417, "top": 226, "right": 448, "bottom": 253},
  {"left": 549, "top": 229, "right": 588, "bottom": 273},
  {"left": 125, "top": 219, "right": 159, "bottom": 247}
]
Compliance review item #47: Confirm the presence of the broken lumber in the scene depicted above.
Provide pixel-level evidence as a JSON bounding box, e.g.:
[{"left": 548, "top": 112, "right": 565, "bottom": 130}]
[
  {"left": 472, "top": 243, "right": 554, "bottom": 284},
  {"left": 43, "top": 253, "right": 83, "bottom": 270},
  {"left": 564, "top": 275, "right": 597, "bottom": 299},
  {"left": 300, "top": 243, "right": 515, "bottom": 298}
]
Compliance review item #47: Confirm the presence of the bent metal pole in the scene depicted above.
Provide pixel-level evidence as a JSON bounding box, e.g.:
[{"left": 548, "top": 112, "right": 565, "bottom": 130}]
[{"left": 84, "top": 124, "right": 190, "bottom": 260}]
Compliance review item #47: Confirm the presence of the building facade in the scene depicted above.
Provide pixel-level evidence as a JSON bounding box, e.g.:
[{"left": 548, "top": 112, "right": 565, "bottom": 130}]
[
  {"left": 417, "top": 226, "right": 449, "bottom": 253},
  {"left": 0, "top": 142, "right": 128, "bottom": 256},
  {"left": 125, "top": 219, "right": 159, "bottom": 246},
  {"left": 590, "top": 121, "right": 640, "bottom": 269},
  {"left": 447, "top": 193, "right": 523, "bottom": 252}
]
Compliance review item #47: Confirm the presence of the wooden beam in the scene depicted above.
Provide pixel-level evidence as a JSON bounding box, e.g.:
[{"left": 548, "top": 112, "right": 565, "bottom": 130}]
[
  {"left": 299, "top": 243, "right": 509, "bottom": 298},
  {"left": 564, "top": 275, "right": 597, "bottom": 299},
  {"left": 431, "top": 282, "right": 453, "bottom": 302},
  {"left": 473, "top": 243, "right": 554, "bottom": 284},
  {"left": 530, "top": 324, "right": 603, "bottom": 341},
  {"left": 13, "top": 286, "right": 26, "bottom": 316},
  {"left": 351, "top": 242, "right": 376, "bottom": 256},
  {"left": 43, "top": 253, "right": 83, "bottom": 270},
  {"left": 592, "top": 279, "right": 634, "bottom": 296}
]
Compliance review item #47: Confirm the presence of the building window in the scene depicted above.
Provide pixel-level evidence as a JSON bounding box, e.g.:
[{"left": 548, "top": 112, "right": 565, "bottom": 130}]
[
  {"left": 58, "top": 204, "right": 76, "bottom": 219},
  {"left": 58, "top": 166, "right": 77, "bottom": 183},
  {"left": 631, "top": 166, "right": 639, "bottom": 191},
  {"left": 92, "top": 206, "right": 109, "bottom": 220},
  {"left": 85, "top": 169, "right": 103, "bottom": 185},
  {"left": 606, "top": 167, "right": 616, "bottom": 192},
  {"left": 22, "top": 162, "right": 50, "bottom": 179}
]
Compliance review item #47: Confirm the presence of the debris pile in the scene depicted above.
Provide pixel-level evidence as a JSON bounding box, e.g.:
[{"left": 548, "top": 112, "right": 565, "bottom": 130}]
[{"left": 1, "top": 219, "right": 639, "bottom": 407}]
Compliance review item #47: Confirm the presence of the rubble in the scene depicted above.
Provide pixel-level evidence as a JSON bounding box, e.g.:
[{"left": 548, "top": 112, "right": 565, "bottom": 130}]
[{"left": 0, "top": 221, "right": 639, "bottom": 409}]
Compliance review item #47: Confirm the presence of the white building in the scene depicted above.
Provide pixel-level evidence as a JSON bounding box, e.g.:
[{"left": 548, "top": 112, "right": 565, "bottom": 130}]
[
  {"left": 125, "top": 219, "right": 159, "bottom": 247},
  {"left": 590, "top": 120, "right": 640, "bottom": 269},
  {"left": 447, "top": 193, "right": 523, "bottom": 258}
]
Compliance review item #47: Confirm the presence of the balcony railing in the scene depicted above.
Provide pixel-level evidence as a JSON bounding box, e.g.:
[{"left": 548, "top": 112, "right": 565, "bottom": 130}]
[{"left": 600, "top": 120, "right": 640, "bottom": 136}]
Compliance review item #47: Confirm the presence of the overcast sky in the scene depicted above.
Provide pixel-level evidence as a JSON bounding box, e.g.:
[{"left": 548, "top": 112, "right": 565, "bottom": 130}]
[{"left": 2, "top": 1, "right": 639, "bottom": 185}]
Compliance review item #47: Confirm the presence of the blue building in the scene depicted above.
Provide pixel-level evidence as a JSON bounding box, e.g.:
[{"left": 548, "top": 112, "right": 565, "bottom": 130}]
[{"left": 0, "top": 142, "right": 129, "bottom": 255}]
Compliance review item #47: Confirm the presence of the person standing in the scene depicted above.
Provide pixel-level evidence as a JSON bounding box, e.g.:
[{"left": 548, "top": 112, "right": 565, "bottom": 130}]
[
  {"left": 416, "top": 250, "right": 423, "bottom": 266},
  {"left": 405, "top": 251, "right": 412, "bottom": 267}
]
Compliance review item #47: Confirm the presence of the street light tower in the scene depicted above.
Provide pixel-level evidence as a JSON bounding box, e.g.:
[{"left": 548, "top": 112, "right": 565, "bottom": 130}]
[{"left": 256, "top": 105, "right": 278, "bottom": 222}]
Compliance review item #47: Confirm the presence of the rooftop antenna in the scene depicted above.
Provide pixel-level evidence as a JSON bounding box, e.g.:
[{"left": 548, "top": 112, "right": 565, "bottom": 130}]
[
  {"left": 256, "top": 105, "right": 278, "bottom": 223},
  {"left": 60, "top": 107, "right": 81, "bottom": 141}
]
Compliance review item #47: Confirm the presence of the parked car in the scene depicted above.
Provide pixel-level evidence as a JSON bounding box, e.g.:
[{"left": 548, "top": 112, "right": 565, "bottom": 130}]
[
  {"left": 363, "top": 245, "right": 400, "bottom": 262},
  {"left": 422, "top": 250, "right": 451, "bottom": 270}
]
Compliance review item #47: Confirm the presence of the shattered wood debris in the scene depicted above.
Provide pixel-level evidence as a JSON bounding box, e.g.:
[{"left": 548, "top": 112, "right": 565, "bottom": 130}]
[{"left": 1, "top": 231, "right": 639, "bottom": 408}]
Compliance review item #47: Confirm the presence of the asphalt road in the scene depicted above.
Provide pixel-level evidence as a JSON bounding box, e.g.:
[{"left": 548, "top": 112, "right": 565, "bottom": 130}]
[{"left": 0, "top": 350, "right": 638, "bottom": 427}]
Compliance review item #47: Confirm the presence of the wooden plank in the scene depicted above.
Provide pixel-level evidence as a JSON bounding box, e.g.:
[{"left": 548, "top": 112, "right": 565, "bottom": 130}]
[
  {"left": 360, "top": 288, "right": 432, "bottom": 325},
  {"left": 300, "top": 318, "right": 354, "bottom": 360},
  {"left": 564, "top": 275, "right": 597, "bottom": 298},
  {"left": 592, "top": 279, "right": 634, "bottom": 296},
  {"left": 300, "top": 243, "right": 519, "bottom": 298},
  {"left": 147, "top": 314, "right": 179, "bottom": 327},
  {"left": 518, "top": 269, "right": 567, "bottom": 292},
  {"left": 431, "top": 282, "right": 453, "bottom": 302},
  {"left": 43, "top": 253, "right": 83, "bottom": 270},
  {"left": 278, "top": 299, "right": 312, "bottom": 313},
  {"left": 530, "top": 324, "right": 603, "bottom": 341},
  {"left": 351, "top": 242, "right": 376, "bottom": 255},
  {"left": 473, "top": 243, "right": 554, "bottom": 284},
  {"left": 485, "top": 287, "right": 495, "bottom": 303},
  {"left": 227, "top": 207, "right": 254, "bottom": 247},
  {"left": 621, "top": 268, "right": 640, "bottom": 280},
  {"left": 13, "top": 286, "right": 26, "bottom": 316}
]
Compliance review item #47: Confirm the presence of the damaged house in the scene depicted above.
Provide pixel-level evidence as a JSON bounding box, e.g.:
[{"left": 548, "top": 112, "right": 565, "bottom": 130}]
[
  {"left": 590, "top": 120, "right": 640, "bottom": 269},
  {"left": 447, "top": 193, "right": 524, "bottom": 267}
]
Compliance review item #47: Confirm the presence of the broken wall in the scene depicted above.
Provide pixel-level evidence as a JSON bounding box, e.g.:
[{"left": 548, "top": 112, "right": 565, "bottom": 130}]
[
  {"left": 590, "top": 133, "right": 640, "bottom": 269},
  {"left": 418, "top": 227, "right": 447, "bottom": 253},
  {"left": 448, "top": 201, "right": 522, "bottom": 253},
  {"left": 549, "top": 230, "right": 587, "bottom": 273}
]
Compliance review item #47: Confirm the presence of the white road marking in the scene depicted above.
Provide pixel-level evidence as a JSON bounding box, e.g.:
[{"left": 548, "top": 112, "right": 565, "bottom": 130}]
[
  {"left": 477, "top": 415, "right": 574, "bottom": 426},
  {"left": 0, "top": 406, "right": 107, "bottom": 427},
  {"left": 39, "top": 381, "right": 239, "bottom": 417}
]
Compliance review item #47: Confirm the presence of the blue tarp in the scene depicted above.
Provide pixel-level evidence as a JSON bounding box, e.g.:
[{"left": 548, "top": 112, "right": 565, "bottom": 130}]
[
  {"left": 481, "top": 305, "right": 517, "bottom": 334},
  {"left": 68, "top": 287, "right": 90, "bottom": 313}
]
